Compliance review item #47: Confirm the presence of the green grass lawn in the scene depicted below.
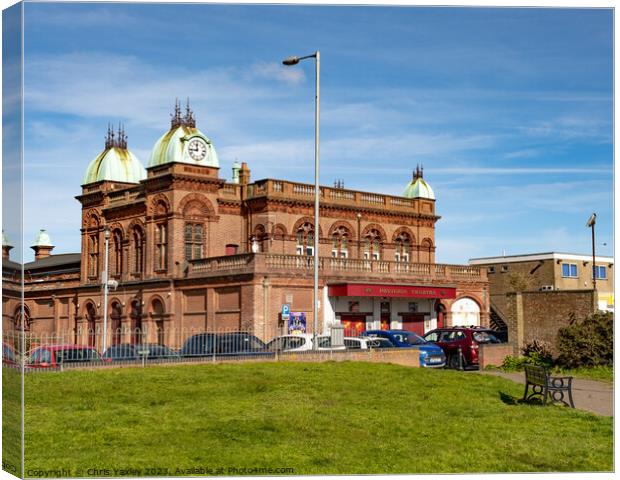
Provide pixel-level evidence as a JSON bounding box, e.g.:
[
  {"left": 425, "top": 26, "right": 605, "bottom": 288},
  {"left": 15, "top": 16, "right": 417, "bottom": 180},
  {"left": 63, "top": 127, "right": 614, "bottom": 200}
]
[
  {"left": 22, "top": 362, "right": 612, "bottom": 475},
  {"left": 3, "top": 368, "right": 22, "bottom": 478},
  {"left": 495, "top": 364, "right": 614, "bottom": 383},
  {"left": 554, "top": 366, "right": 613, "bottom": 383}
]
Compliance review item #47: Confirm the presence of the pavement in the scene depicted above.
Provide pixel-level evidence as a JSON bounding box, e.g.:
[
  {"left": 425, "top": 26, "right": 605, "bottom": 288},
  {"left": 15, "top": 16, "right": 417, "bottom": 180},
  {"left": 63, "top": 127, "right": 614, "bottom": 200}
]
[{"left": 478, "top": 370, "right": 613, "bottom": 417}]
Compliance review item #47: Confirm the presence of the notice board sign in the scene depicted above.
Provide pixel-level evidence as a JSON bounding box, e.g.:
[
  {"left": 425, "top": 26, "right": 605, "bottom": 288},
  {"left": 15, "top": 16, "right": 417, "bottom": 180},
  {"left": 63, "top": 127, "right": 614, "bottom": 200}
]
[{"left": 288, "top": 312, "right": 307, "bottom": 335}]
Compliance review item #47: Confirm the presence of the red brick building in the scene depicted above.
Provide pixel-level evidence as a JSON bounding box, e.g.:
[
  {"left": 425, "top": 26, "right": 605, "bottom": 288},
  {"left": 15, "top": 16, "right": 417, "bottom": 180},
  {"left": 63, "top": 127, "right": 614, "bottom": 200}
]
[{"left": 3, "top": 102, "right": 489, "bottom": 347}]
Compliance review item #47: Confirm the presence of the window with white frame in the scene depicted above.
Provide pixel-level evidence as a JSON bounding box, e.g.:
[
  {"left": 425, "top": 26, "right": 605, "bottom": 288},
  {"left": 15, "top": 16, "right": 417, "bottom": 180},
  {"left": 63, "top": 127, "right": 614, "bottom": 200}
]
[
  {"left": 562, "top": 263, "right": 578, "bottom": 278},
  {"left": 593, "top": 265, "right": 607, "bottom": 280},
  {"left": 184, "top": 223, "right": 203, "bottom": 261},
  {"left": 363, "top": 229, "right": 382, "bottom": 260},
  {"left": 394, "top": 232, "right": 412, "bottom": 262},
  {"left": 331, "top": 226, "right": 349, "bottom": 258},
  {"left": 296, "top": 222, "right": 315, "bottom": 256}
]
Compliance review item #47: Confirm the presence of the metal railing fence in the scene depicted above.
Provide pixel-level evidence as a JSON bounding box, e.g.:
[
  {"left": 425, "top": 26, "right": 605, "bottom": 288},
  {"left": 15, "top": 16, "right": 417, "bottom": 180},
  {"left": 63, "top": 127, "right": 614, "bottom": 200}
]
[{"left": 2, "top": 325, "right": 397, "bottom": 373}]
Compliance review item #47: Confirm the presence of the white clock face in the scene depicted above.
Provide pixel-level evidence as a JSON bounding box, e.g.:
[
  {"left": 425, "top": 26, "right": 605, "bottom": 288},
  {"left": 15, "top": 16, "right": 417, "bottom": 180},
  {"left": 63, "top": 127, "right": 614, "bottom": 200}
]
[{"left": 188, "top": 138, "right": 208, "bottom": 161}]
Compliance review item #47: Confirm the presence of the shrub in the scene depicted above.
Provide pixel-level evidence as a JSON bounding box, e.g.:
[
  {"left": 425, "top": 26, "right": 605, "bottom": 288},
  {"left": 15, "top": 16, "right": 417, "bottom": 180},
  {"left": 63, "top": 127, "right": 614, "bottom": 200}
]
[
  {"left": 501, "top": 355, "right": 526, "bottom": 371},
  {"left": 501, "top": 340, "right": 554, "bottom": 371},
  {"left": 521, "top": 340, "right": 554, "bottom": 368},
  {"left": 556, "top": 311, "right": 613, "bottom": 368}
]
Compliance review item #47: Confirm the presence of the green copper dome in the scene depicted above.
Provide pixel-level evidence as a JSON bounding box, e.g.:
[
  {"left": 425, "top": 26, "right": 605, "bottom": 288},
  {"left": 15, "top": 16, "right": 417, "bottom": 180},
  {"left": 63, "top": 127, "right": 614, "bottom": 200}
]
[
  {"left": 403, "top": 165, "right": 435, "bottom": 200},
  {"left": 83, "top": 125, "right": 146, "bottom": 185},
  {"left": 32, "top": 229, "right": 53, "bottom": 247},
  {"left": 2, "top": 230, "right": 12, "bottom": 248},
  {"left": 148, "top": 100, "right": 219, "bottom": 169}
]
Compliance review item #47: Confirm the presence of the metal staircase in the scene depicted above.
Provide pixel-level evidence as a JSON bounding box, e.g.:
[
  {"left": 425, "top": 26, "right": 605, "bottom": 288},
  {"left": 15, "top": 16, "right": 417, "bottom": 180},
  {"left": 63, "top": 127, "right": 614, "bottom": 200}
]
[{"left": 489, "top": 301, "right": 508, "bottom": 342}]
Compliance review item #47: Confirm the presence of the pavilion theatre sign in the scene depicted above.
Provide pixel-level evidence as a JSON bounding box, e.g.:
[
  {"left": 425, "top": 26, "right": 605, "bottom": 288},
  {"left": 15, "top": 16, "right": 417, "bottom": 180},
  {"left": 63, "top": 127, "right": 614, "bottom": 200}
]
[{"left": 328, "top": 283, "right": 457, "bottom": 299}]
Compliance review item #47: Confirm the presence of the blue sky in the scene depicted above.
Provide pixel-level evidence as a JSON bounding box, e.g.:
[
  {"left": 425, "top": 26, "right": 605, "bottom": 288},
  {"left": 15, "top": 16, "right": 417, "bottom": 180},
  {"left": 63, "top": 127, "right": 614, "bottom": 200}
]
[{"left": 19, "top": 3, "right": 613, "bottom": 263}]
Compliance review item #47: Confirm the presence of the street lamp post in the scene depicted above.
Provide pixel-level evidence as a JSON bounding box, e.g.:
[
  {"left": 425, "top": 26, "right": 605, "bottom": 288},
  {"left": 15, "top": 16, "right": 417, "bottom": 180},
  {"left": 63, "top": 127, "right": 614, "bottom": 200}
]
[
  {"left": 586, "top": 213, "right": 597, "bottom": 293},
  {"left": 283, "top": 51, "right": 320, "bottom": 349},
  {"left": 102, "top": 227, "right": 111, "bottom": 352}
]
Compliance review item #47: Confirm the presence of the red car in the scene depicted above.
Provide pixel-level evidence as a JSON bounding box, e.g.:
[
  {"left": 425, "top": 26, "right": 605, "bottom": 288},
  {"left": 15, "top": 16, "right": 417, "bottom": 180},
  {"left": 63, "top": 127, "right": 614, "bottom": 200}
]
[
  {"left": 423, "top": 327, "right": 503, "bottom": 369},
  {"left": 26, "top": 345, "right": 106, "bottom": 369}
]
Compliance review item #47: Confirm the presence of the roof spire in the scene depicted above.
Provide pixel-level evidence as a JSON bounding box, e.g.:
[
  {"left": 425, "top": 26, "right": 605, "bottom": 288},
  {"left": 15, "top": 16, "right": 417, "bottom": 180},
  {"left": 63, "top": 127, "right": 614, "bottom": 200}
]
[
  {"left": 171, "top": 98, "right": 183, "bottom": 129},
  {"left": 183, "top": 97, "right": 196, "bottom": 128},
  {"left": 105, "top": 123, "right": 114, "bottom": 149},
  {"left": 114, "top": 122, "right": 127, "bottom": 149},
  {"left": 413, "top": 164, "right": 423, "bottom": 180}
]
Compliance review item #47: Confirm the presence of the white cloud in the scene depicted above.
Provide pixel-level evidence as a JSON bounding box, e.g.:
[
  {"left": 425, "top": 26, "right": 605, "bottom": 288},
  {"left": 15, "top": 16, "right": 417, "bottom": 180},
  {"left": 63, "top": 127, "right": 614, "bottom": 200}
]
[
  {"left": 518, "top": 114, "right": 612, "bottom": 142},
  {"left": 248, "top": 61, "right": 305, "bottom": 85}
]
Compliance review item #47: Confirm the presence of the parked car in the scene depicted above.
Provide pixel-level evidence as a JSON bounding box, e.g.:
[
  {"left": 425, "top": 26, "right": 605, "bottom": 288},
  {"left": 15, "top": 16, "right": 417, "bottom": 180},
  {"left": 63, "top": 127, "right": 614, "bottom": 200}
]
[
  {"left": 181, "top": 332, "right": 273, "bottom": 358},
  {"left": 266, "top": 334, "right": 312, "bottom": 352},
  {"left": 362, "top": 330, "right": 446, "bottom": 368},
  {"left": 265, "top": 334, "right": 346, "bottom": 352},
  {"left": 343, "top": 336, "right": 394, "bottom": 349},
  {"left": 103, "top": 343, "right": 179, "bottom": 362},
  {"left": 26, "top": 345, "right": 106, "bottom": 369},
  {"left": 3, "top": 343, "right": 18, "bottom": 367},
  {"left": 423, "top": 327, "right": 504, "bottom": 369}
]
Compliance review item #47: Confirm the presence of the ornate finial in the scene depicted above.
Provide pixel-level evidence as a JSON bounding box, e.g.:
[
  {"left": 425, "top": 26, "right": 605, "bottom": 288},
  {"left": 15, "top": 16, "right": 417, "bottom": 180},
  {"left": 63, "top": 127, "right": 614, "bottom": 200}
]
[
  {"left": 114, "top": 122, "right": 127, "bottom": 149},
  {"left": 183, "top": 97, "right": 196, "bottom": 128},
  {"left": 104, "top": 123, "right": 114, "bottom": 149},
  {"left": 413, "top": 164, "right": 423, "bottom": 180},
  {"left": 171, "top": 98, "right": 183, "bottom": 129},
  {"left": 334, "top": 179, "right": 345, "bottom": 189}
]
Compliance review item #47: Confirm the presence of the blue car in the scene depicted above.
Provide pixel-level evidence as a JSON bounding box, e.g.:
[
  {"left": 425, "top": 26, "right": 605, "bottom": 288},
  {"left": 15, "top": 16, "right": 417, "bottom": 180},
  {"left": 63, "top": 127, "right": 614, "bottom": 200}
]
[{"left": 361, "top": 330, "right": 446, "bottom": 368}]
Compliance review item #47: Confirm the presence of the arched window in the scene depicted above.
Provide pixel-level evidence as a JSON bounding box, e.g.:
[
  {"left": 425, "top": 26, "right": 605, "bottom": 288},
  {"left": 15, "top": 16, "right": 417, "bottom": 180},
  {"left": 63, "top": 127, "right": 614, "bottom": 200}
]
[
  {"left": 85, "top": 303, "right": 97, "bottom": 347},
  {"left": 394, "top": 232, "right": 412, "bottom": 262},
  {"left": 86, "top": 215, "right": 100, "bottom": 279},
  {"left": 252, "top": 225, "right": 266, "bottom": 253},
  {"left": 88, "top": 232, "right": 99, "bottom": 278},
  {"left": 152, "top": 298, "right": 165, "bottom": 345},
  {"left": 331, "top": 226, "right": 350, "bottom": 258},
  {"left": 112, "top": 230, "right": 123, "bottom": 277},
  {"left": 185, "top": 223, "right": 204, "bottom": 260},
  {"left": 111, "top": 301, "right": 123, "bottom": 345},
  {"left": 130, "top": 300, "right": 143, "bottom": 344},
  {"left": 363, "top": 229, "right": 383, "bottom": 260},
  {"left": 296, "top": 222, "right": 314, "bottom": 256},
  {"left": 450, "top": 298, "right": 481, "bottom": 327},
  {"left": 132, "top": 226, "right": 145, "bottom": 274},
  {"left": 14, "top": 305, "right": 31, "bottom": 332},
  {"left": 155, "top": 223, "right": 167, "bottom": 270},
  {"left": 420, "top": 238, "right": 433, "bottom": 263}
]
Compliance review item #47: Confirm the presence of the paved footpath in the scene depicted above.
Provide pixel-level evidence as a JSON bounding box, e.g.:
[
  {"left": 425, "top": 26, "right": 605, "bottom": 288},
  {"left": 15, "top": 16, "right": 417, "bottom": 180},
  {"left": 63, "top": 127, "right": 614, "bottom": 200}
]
[{"left": 478, "top": 370, "right": 613, "bottom": 417}]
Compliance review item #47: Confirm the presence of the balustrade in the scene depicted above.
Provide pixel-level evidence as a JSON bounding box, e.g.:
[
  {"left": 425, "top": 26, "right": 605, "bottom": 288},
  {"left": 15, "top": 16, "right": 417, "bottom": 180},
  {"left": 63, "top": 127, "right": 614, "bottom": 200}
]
[{"left": 189, "top": 253, "right": 483, "bottom": 281}]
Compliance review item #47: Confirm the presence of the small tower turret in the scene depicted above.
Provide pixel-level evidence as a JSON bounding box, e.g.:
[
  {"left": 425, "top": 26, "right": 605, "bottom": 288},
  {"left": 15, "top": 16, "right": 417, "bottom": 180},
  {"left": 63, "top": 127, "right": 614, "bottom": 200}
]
[
  {"left": 232, "top": 160, "right": 241, "bottom": 184},
  {"left": 2, "top": 230, "right": 13, "bottom": 259},
  {"left": 31, "top": 229, "right": 54, "bottom": 260}
]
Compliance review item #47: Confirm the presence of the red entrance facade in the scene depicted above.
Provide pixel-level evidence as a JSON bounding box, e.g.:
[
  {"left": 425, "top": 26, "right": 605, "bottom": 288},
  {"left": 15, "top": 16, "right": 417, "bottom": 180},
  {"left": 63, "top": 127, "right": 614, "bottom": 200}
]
[{"left": 329, "top": 283, "right": 457, "bottom": 335}]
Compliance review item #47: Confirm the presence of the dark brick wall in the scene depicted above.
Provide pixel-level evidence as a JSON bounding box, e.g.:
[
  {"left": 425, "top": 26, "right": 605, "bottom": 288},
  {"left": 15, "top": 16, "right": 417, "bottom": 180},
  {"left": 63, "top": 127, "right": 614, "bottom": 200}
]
[{"left": 503, "top": 290, "right": 595, "bottom": 354}]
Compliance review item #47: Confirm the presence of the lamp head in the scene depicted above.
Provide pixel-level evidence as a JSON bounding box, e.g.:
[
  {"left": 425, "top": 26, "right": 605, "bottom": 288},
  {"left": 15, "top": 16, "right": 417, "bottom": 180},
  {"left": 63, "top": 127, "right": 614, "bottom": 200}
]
[
  {"left": 586, "top": 213, "right": 597, "bottom": 227},
  {"left": 282, "top": 56, "right": 300, "bottom": 66},
  {"left": 104, "top": 228, "right": 111, "bottom": 240}
]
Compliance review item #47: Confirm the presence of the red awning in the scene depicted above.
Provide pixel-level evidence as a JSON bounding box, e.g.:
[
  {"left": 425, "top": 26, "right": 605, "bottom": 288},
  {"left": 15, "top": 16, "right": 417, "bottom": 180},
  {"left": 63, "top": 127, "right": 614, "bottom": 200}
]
[{"left": 328, "top": 283, "right": 456, "bottom": 299}]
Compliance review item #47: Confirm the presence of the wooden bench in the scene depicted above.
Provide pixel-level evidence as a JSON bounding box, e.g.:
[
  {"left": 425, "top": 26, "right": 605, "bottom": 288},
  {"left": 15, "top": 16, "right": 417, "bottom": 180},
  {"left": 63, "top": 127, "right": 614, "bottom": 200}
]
[{"left": 522, "top": 365, "right": 575, "bottom": 408}]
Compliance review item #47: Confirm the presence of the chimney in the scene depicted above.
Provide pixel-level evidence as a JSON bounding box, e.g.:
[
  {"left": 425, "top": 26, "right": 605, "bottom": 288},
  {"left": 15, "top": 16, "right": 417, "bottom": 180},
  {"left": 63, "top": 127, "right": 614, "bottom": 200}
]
[
  {"left": 2, "top": 230, "right": 13, "bottom": 259},
  {"left": 239, "top": 162, "right": 251, "bottom": 185},
  {"left": 31, "top": 229, "right": 54, "bottom": 260}
]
